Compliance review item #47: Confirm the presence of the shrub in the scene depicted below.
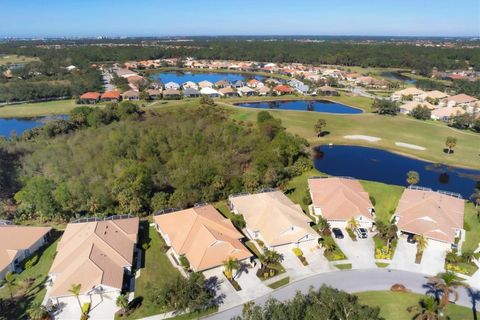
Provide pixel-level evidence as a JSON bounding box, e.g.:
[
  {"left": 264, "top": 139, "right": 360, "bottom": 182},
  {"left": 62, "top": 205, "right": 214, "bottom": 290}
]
[
  {"left": 231, "top": 214, "right": 246, "bottom": 230},
  {"left": 390, "top": 284, "right": 408, "bottom": 292},
  {"left": 375, "top": 247, "right": 393, "bottom": 260},
  {"left": 292, "top": 247, "right": 303, "bottom": 257},
  {"left": 24, "top": 255, "right": 39, "bottom": 270},
  {"left": 82, "top": 302, "right": 91, "bottom": 317},
  {"left": 179, "top": 255, "right": 190, "bottom": 270}
]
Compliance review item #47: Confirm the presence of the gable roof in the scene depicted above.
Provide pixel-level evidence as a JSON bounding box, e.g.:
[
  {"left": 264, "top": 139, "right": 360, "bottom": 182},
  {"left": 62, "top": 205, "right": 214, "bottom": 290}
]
[
  {"left": 48, "top": 217, "right": 139, "bottom": 297},
  {"left": 101, "top": 90, "right": 121, "bottom": 99},
  {"left": 394, "top": 188, "right": 464, "bottom": 243},
  {"left": 0, "top": 225, "right": 51, "bottom": 274},
  {"left": 154, "top": 205, "right": 251, "bottom": 271},
  {"left": 308, "top": 177, "right": 374, "bottom": 221},
  {"left": 80, "top": 92, "right": 101, "bottom": 100},
  {"left": 393, "top": 87, "right": 425, "bottom": 96},
  {"left": 229, "top": 191, "right": 318, "bottom": 247},
  {"left": 448, "top": 93, "right": 478, "bottom": 104}
]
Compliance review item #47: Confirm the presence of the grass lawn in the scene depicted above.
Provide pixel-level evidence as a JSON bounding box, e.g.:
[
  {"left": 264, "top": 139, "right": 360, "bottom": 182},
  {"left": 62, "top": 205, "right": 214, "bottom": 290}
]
[
  {"left": 463, "top": 202, "right": 480, "bottom": 253},
  {"left": 356, "top": 291, "right": 477, "bottom": 320},
  {"left": 222, "top": 101, "right": 480, "bottom": 169},
  {"left": 123, "top": 224, "right": 181, "bottom": 320},
  {"left": 267, "top": 277, "right": 290, "bottom": 289},
  {"left": 213, "top": 200, "right": 235, "bottom": 220},
  {"left": 284, "top": 168, "right": 326, "bottom": 213},
  {"left": 334, "top": 263, "right": 352, "bottom": 270},
  {"left": 360, "top": 180, "right": 404, "bottom": 223},
  {"left": 0, "top": 237, "right": 59, "bottom": 319},
  {"left": 0, "top": 99, "right": 84, "bottom": 118},
  {"left": 245, "top": 240, "right": 262, "bottom": 257},
  {"left": 375, "top": 262, "right": 390, "bottom": 268},
  {"left": 0, "top": 54, "right": 39, "bottom": 66}
]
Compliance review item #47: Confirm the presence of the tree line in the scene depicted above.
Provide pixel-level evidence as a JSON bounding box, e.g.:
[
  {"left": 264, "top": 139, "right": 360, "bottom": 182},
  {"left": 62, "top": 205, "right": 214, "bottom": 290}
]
[{"left": 2, "top": 107, "right": 311, "bottom": 222}]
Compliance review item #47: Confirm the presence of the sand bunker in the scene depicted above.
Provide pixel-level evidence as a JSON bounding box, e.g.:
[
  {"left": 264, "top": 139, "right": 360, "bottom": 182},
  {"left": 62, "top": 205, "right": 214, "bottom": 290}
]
[
  {"left": 344, "top": 135, "right": 381, "bottom": 142},
  {"left": 395, "top": 142, "right": 426, "bottom": 151}
]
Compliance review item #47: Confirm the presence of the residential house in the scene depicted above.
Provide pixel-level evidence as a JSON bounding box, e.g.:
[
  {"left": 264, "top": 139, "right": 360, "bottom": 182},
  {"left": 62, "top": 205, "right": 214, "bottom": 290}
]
[
  {"left": 446, "top": 94, "right": 479, "bottom": 113},
  {"left": 146, "top": 89, "right": 162, "bottom": 100},
  {"left": 274, "top": 85, "right": 295, "bottom": 95},
  {"left": 200, "top": 87, "right": 221, "bottom": 98},
  {"left": 247, "top": 79, "right": 262, "bottom": 88},
  {"left": 101, "top": 90, "right": 121, "bottom": 102},
  {"left": 307, "top": 177, "right": 375, "bottom": 228},
  {"left": 182, "top": 81, "right": 198, "bottom": 90},
  {"left": 237, "top": 86, "right": 256, "bottom": 97},
  {"left": 183, "top": 87, "right": 201, "bottom": 98},
  {"left": 232, "top": 80, "right": 245, "bottom": 88},
  {"left": 431, "top": 106, "right": 466, "bottom": 121},
  {"left": 228, "top": 190, "right": 318, "bottom": 248},
  {"left": 79, "top": 92, "right": 101, "bottom": 104},
  {"left": 318, "top": 85, "right": 339, "bottom": 96},
  {"left": 391, "top": 88, "right": 425, "bottom": 102},
  {"left": 393, "top": 187, "right": 464, "bottom": 246},
  {"left": 122, "top": 90, "right": 140, "bottom": 101},
  {"left": 257, "top": 86, "right": 271, "bottom": 96},
  {"left": 399, "top": 101, "right": 436, "bottom": 115},
  {"left": 218, "top": 87, "right": 238, "bottom": 97},
  {"left": 114, "top": 68, "right": 138, "bottom": 78},
  {"left": 45, "top": 216, "right": 139, "bottom": 311},
  {"left": 164, "top": 81, "right": 181, "bottom": 90},
  {"left": 198, "top": 80, "right": 214, "bottom": 89},
  {"left": 415, "top": 90, "right": 449, "bottom": 103},
  {"left": 163, "top": 88, "right": 182, "bottom": 99},
  {"left": 215, "top": 79, "right": 231, "bottom": 89},
  {"left": 0, "top": 224, "right": 51, "bottom": 280},
  {"left": 154, "top": 205, "right": 252, "bottom": 272}
]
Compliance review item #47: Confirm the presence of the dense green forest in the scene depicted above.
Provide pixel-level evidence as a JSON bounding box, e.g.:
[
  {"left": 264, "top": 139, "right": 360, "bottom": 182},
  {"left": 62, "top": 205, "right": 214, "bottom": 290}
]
[
  {"left": 1, "top": 40, "right": 479, "bottom": 71},
  {"left": 0, "top": 106, "right": 311, "bottom": 222}
]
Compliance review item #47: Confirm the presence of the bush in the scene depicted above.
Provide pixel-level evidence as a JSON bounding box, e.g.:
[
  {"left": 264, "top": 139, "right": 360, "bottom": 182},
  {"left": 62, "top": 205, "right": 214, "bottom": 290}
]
[
  {"left": 24, "top": 255, "right": 39, "bottom": 270},
  {"left": 179, "top": 255, "right": 190, "bottom": 270},
  {"left": 292, "top": 247, "right": 303, "bottom": 257},
  {"left": 375, "top": 247, "right": 393, "bottom": 260},
  {"left": 81, "top": 302, "right": 91, "bottom": 317},
  {"left": 390, "top": 284, "right": 408, "bottom": 292},
  {"left": 231, "top": 214, "right": 246, "bottom": 230}
]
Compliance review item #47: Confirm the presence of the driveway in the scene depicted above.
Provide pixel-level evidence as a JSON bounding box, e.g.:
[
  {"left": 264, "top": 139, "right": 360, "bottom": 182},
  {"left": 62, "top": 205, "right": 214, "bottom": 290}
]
[
  {"left": 390, "top": 237, "right": 448, "bottom": 275},
  {"left": 51, "top": 293, "right": 120, "bottom": 320},
  {"left": 205, "top": 269, "right": 480, "bottom": 320},
  {"left": 334, "top": 230, "right": 376, "bottom": 269}
]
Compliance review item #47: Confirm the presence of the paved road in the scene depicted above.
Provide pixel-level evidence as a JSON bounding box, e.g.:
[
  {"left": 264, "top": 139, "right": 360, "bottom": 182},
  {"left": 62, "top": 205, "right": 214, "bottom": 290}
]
[{"left": 205, "top": 269, "right": 480, "bottom": 319}]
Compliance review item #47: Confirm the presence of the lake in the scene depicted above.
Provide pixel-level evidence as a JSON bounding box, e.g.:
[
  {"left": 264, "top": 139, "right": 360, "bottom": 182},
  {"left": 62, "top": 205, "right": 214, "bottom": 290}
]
[
  {"left": 150, "top": 71, "right": 267, "bottom": 84},
  {"left": 313, "top": 145, "right": 480, "bottom": 199},
  {"left": 0, "top": 116, "right": 67, "bottom": 137},
  {"left": 380, "top": 71, "right": 417, "bottom": 84},
  {"left": 235, "top": 100, "right": 363, "bottom": 114}
]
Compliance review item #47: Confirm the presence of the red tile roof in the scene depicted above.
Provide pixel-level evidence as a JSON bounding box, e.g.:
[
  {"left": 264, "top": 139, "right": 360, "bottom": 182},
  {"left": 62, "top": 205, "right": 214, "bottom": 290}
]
[
  {"left": 80, "top": 92, "right": 101, "bottom": 100},
  {"left": 101, "top": 90, "right": 121, "bottom": 99},
  {"left": 274, "top": 85, "right": 295, "bottom": 93}
]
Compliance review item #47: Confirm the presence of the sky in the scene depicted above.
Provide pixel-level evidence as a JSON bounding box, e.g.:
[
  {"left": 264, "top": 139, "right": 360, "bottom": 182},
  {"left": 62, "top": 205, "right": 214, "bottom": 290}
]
[{"left": 1, "top": 0, "right": 479, "bottom": 38}]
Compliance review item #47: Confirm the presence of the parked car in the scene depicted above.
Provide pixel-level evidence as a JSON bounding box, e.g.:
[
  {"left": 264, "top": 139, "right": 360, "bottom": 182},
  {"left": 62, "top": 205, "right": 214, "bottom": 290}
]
[
  {"left": 355, "top": 227, "right": 368, "bottom": 239},
  {"left": 407, "top": 234, "right": 416, "bottom": 244},
  {"left": 332, "top": 228, "right": 344, "bottom": 239}
]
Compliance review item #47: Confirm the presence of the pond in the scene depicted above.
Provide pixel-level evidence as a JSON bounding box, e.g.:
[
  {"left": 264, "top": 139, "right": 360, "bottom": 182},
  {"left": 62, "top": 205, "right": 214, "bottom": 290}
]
[
  {"left": 0, "top": 116, "right": 67, "bottom": 137},
  {"left": 313, "top": 145, "right": 480, "bottom": 199},
  {"left": 150, "top": 71, "right": 267, "bottom": 84},
  {"left": 235, "top": 100, "right": 363, "bottom": 114},
  {"left": 380, "top": 71, "right": 417, "bottom": 84}
]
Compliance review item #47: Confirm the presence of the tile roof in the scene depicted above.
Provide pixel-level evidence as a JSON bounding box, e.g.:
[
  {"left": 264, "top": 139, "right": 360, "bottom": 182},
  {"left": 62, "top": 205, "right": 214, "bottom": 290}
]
[
  {"left": 154, "top": 205, "right": 251, "bottom": 271},
  {"left": 395, "top": 188, "right": 464, "bottom": 243},
  {"left": 48, "top": 217, "right": 139, "bottom": 297}
]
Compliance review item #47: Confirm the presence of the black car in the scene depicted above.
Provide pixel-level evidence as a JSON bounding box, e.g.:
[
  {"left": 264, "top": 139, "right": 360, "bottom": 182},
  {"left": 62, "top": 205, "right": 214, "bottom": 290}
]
[
  {"left": 332, "top": 228, "right": 344, "bottom": 239},
  {"left": 407, "top": 234, "right": 416, "bottom": 244}
]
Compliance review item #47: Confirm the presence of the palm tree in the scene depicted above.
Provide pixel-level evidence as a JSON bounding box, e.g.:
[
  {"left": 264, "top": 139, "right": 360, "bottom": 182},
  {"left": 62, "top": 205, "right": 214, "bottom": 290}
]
[
  {"left": 346, "top": 217, "right": 359, "bottom": 231},
  {"left": 314, "top": 119, "right": 327, "bottom": 137},
  {"left": 68, "top": 283, "right": 83, "bottom": 313},
  {"left": 445, "top": 137, "right": 457, "bottom": 154},
  {"left": 407, "top": 170, "right": 420, "bottom": 186},
  {"left": 4, "top": 272, "right": 15, "bottom": 300},
  {"left": 322, "top": 236, "right": 337, "bottom": 253},
  {"left": 223, "top": 257, "right": 240, "bottom": 280},
  {"left": 414, "top": 234, "right": 428, "bottom": 254},
  {"left": 27, "top": 302, "right": 49, "bottom": 320},
  {"left": 116, "top": 294, "right": 129, "bottom": 315},
  {"left": 261, "top": 248, "right": 284, "bottom": 269},
  {"left": 428, "top": 272, "right": 468, "bottom": 310},
  {"left": 470, "top": 188, "right": 480, "bottom": 209},
  {"left": 407, "top": 296, "right": 445, "bottom": 320}
]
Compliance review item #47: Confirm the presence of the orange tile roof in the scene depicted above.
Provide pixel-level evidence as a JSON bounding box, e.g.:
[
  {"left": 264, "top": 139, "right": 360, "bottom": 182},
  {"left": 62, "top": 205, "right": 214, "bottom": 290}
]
[
  {"left": 101, "top": 90, "right": 121, "bottom": 99},
  {"left": 394, "top": 188, "right": 464, "bottom": 243},
  {"left": 274, "top": 85, "right": 295, "bottom": 93},
  {"left": 154, "top": 205, "right": 252, "bottom": 271},
  {"left": 80, "top": 92, "right": 101, "bottom": 100},
  {"left": 308, "top": 177, "right": 374, "bottom": 222}
]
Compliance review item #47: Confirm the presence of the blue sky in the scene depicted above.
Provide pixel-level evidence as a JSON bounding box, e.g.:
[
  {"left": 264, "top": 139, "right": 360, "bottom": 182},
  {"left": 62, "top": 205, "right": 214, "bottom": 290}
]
[{"left": 2, "top": 0, "right": 479, "bottom": 37}]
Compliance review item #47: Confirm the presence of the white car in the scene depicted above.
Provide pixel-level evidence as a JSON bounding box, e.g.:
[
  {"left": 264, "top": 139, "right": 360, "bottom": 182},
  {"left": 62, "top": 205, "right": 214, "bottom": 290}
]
[{"left": 355, "top": 228, "right": 368, "bottom": 239}]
